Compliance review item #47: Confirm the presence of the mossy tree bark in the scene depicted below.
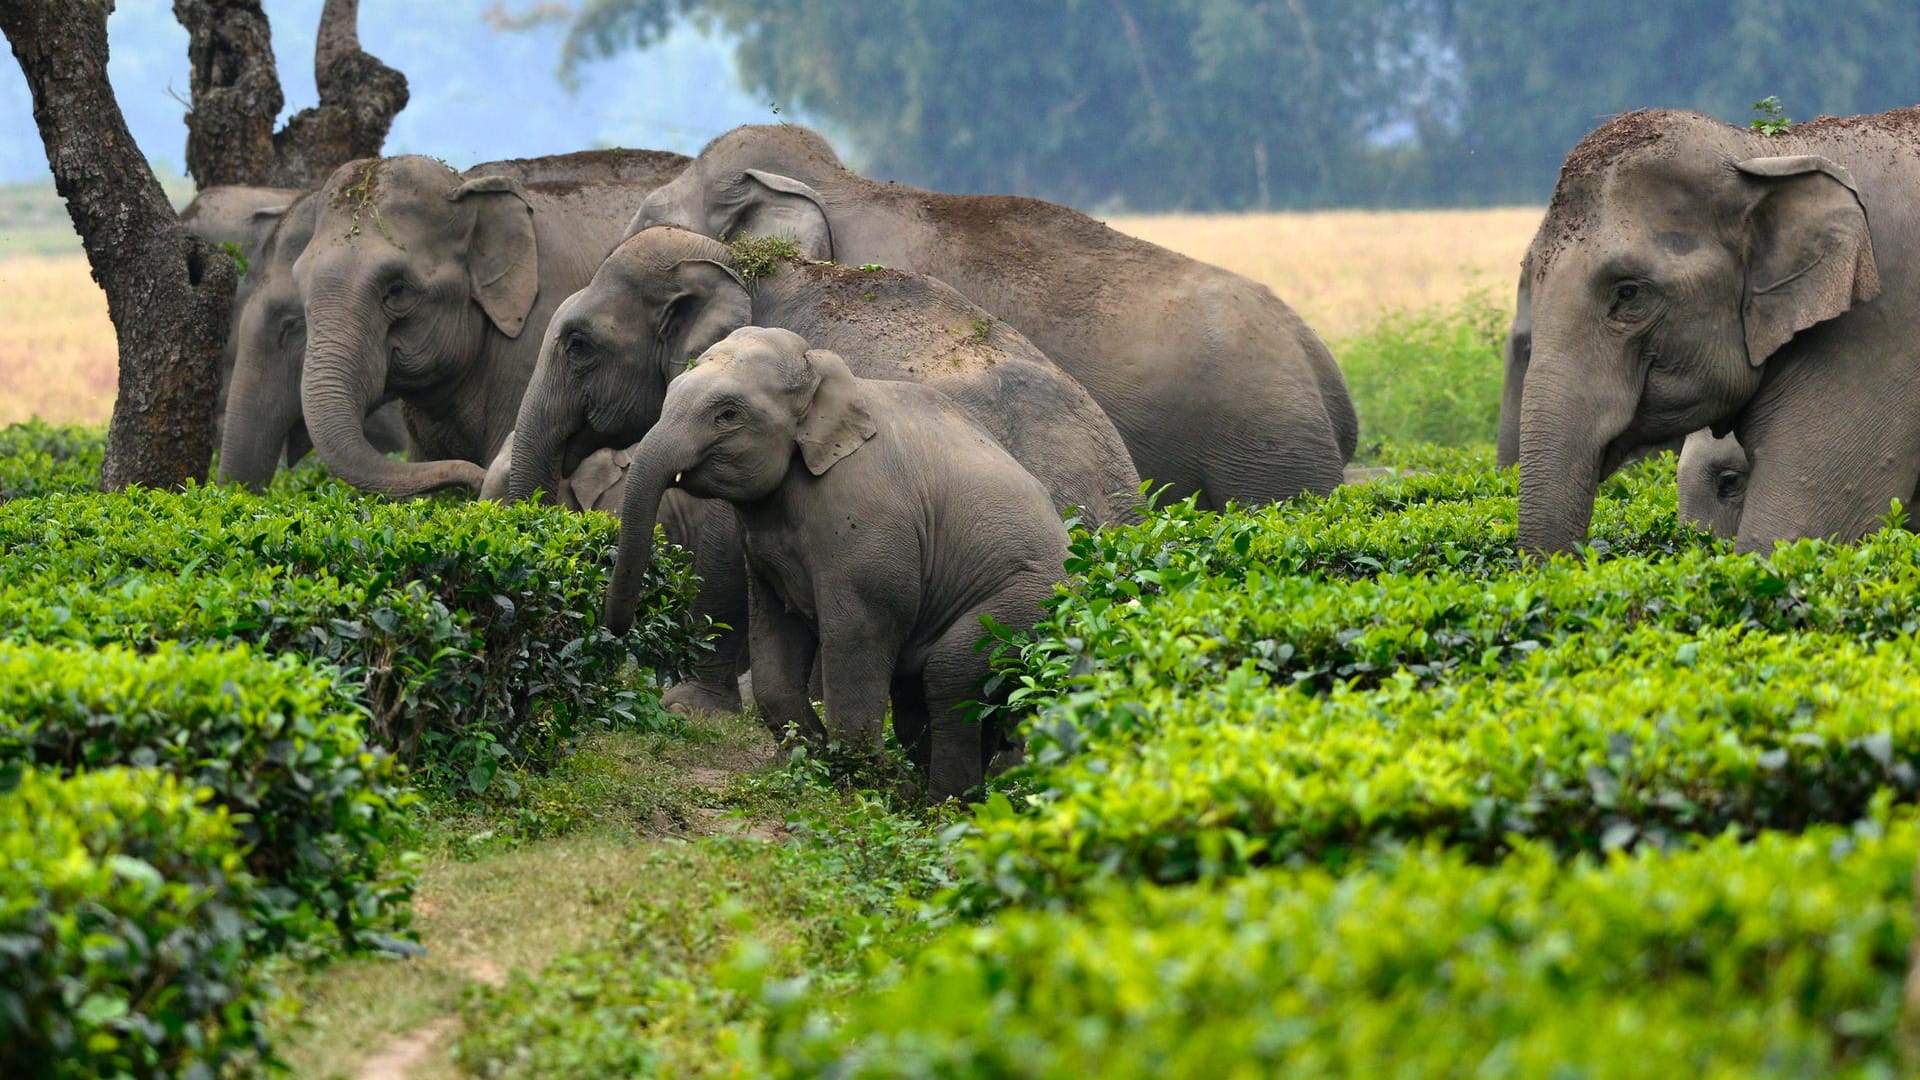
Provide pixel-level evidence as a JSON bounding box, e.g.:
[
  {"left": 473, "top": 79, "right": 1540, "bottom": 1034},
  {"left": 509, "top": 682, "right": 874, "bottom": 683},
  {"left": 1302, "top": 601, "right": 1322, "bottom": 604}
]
[{"left": 0, "top": 0, "right": 236, "bottom": 490}]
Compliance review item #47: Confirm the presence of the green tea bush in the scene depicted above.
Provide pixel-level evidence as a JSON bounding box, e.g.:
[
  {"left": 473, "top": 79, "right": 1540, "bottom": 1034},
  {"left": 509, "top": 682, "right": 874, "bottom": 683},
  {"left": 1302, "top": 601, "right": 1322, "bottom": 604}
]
[
  {"left": 0, "top": 767, "right": 273, "bottom": 1080},
  {"left": 0, "top": 641, "right": 411, "bottom": 955},
  {"left": 776, "top": 812, "right": 1917, "bottom": 1078},
  {"left": 962, "top": 627, "right": 1920, "bottom": 907},
  {"left": 0, "top": 419, "right": 105, "bottom": 499},
  {"left": 1335, "top": 290, "right": 1508, "bottom": 448},
  {"left": 0, "top": 479, "right": 705, "bottom": 789}
]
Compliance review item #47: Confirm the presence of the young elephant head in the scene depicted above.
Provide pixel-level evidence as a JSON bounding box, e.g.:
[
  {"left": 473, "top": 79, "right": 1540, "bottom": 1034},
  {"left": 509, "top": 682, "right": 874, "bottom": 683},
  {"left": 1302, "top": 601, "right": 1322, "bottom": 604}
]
[
  {"left": 217, "top": 193, "right": 321, "bottom": 488},
  {"left": 294, "top": 156, "right": 541, "bottom": 496},
  {"left": 1517, "top": 110, "right": 1880, "bottom": 554},
  {"left": 602, "top": 326, "right": 874, "bottom": 633},
  {"left": 507, "top": 226, "right": 750, "bottom": 505},
  {"left": 1677, "top": 428, "right": 1750, "bottom": 540},
  {"left": 629, "top": 126, "right": 840, "bottom": 259}
]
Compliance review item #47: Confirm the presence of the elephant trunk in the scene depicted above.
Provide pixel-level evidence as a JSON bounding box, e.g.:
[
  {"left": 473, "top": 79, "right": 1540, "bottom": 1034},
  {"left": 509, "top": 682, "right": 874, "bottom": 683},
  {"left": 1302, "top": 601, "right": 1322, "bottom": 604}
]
[
  {"left": 1515, "top": 341, "right": 1636, "bottom": 556},
  {"left": 301, "top": 294, "right": 483, "bottom": 497},
  {"left": 217, "top": 299, "right": 301, "bottom": 489},
  {"left": 506, "top": 380, "right": 573, "bottom": 506},
  {"left": 602, "top": 431, "right": 691, "bottom": 634}
]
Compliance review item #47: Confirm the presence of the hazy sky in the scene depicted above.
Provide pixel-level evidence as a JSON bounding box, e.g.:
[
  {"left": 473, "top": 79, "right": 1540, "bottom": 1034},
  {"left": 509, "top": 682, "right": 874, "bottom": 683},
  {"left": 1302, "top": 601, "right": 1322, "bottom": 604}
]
[{"left": 0, "top": 2, "right": 776, "bottom": 184}]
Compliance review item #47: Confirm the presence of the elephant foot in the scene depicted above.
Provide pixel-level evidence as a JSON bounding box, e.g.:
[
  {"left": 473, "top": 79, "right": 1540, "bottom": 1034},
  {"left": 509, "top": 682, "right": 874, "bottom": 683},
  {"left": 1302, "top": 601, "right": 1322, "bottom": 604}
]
[{"left": 661, "top": 678, "right": 744, "bottom": 717}]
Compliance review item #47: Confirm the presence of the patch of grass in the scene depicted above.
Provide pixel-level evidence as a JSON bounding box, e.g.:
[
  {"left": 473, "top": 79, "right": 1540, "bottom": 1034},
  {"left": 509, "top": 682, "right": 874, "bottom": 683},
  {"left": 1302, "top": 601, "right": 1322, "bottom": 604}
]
[
  {"left": 727, "top": 234, "right": 803, "bottom": 282},
  {"left": 1335, "top": 288, "right": 1508, "bottom": 448},
  {"left": 271, "top": 714, "right": 796, "bottom": 1078}
]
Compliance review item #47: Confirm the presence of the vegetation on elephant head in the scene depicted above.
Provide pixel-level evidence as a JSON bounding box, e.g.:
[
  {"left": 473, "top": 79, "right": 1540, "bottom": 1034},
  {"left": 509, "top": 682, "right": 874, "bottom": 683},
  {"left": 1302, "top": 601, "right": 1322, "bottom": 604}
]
[{"left": 727, "top": 233, "right": 804, "bottom": 282}]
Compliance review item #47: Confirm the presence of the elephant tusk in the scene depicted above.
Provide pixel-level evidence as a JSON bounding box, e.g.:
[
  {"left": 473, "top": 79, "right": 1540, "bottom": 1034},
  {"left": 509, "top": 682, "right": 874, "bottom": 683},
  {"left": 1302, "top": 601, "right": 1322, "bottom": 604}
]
[{"left": 673, "top": 472, "right": 682, "bottom": 484}]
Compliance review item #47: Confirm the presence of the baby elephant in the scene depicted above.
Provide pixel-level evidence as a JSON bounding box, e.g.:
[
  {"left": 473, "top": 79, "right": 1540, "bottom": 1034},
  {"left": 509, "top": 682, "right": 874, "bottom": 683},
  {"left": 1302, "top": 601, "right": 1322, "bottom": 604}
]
[{"left": 602, "top": 327, "right": 1068, "bottom": 800}]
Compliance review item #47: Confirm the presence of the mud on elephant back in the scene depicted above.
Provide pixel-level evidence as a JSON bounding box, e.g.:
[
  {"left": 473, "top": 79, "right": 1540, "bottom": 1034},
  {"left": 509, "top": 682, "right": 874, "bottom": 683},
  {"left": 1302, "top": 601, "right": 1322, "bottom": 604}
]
[{"left": 628, "top": 123, "right": 1357, "bottom": 508}]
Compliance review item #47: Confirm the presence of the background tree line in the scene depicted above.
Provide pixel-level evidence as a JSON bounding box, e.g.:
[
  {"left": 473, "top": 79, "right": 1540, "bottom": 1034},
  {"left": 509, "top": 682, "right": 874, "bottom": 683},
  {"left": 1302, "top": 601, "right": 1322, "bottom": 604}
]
[{"left": 556, "top": 0, "right": 1920, "bottom": 210}]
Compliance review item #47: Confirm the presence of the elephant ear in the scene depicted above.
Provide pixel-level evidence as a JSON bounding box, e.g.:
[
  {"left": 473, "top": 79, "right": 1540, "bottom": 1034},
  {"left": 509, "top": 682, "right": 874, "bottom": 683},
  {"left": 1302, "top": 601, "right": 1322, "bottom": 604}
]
[
  {"left": 1736, "top": 155, "right": 1880, "bottom": 367},
  {"left": 661, "top": 258, "right": 754, "bottom": 374},
  {"left": 451, "top": 175, "right": 540, "bottom": 338},
  {"left": 717, "top": 170, "right": 832, "bottom": 260},
  {"left": 794, "top": 348, "right": 876, "bottom": 476},
  {"left": 568, "top": 448, "right": 628, "bottom": 512}
]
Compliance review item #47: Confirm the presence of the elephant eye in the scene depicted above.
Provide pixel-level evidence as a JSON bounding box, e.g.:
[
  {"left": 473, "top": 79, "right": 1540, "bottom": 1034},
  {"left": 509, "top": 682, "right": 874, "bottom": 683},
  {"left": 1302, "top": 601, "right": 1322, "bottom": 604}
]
[
  {"left": 381, "top": 278, "right": 418, "bottom": 315},
  {"left": 1608, "top": 281, "right": 1648, "bottom": 320},
  {"left": 716, "top": 405, "right": 741, "bottom": 424},
  {"left": 1715, "top": 470, "right": 1746, "bottom": 499},
  {"left": 564, "top": 331, "right": 593, "bottom": 365}
]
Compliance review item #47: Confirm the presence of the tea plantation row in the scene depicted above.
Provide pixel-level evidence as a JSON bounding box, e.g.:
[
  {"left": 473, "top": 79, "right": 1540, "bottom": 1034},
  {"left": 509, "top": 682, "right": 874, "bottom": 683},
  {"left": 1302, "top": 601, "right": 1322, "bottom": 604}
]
[
  {"left": 0, "top": 423, "right": 706, "bottom": 1077},
  {"left": 456, "top": 448, "right": 1920, "bottom": 1078}
]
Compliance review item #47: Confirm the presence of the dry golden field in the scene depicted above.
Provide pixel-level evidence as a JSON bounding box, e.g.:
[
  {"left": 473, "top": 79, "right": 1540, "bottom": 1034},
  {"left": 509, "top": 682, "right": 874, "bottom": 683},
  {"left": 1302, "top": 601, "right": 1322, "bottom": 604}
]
[{"left": 0, "top": 206, "right": 1543, "bottom": 427}]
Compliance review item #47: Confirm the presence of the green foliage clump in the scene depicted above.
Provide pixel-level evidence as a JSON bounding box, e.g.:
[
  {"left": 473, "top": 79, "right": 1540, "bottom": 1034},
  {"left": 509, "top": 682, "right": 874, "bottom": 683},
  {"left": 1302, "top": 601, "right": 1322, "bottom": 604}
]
[
  {"left": 452, "top": 774, "right": 952, "bottom": 1079},
  {"left": 727, "top": 233, "right": 804, "bottom": 281},
  {"left": 0, "top": 420, "right": 105, "bottom": 499},
  {"left": 0, "top": 475, "right": 706, "bottom": 791},
  {"left": 0, "top": 767, "right": 273, "bottom": 1080},
  {"left": 0, "top": 641, "right": 413, "bottom": 956},
  {"left": 1751, "top": 95, "right": 1794, "bottom": 135},
  {"left": 1335, "top": 290, "right": 1509, "bottom": 448},
  {"left": 771, "top": 813, "right": 1917, "bottom": 1077}
]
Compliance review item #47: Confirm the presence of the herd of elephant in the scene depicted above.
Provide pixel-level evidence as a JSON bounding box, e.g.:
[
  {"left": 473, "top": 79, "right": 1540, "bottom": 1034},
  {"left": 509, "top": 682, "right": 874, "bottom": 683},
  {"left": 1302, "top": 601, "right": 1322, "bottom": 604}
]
[{"left": 189, "top": 107, "right": 1920, "bottom": 798}]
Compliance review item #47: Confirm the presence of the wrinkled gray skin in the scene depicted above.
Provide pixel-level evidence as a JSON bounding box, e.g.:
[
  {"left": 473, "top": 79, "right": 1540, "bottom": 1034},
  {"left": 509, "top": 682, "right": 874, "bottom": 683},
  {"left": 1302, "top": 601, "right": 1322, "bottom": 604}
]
[
  {"left": 183, "top": 185, "right": 408, "bottom": 472},
  {"left": 1677, "top": 429, "right": 1749, "bottom": 539},
  {"left": 291, "top": 150, "right": 686, "bottom": 497},
  {"left": 632, "top": 125, "right": 1356, "bottom": 507},
  {"left": 1518, "top": 108, "right": 1920, "bottom": 555},
  {"left": 604, "top": 327, "right": 1068, "bottom": 801},
  {"left": 510, "top": 225, "right": 1141, "bottom": 714},
  {"left": 1495, "top": 253, "right": 1684, "bottom": 472},
  {"left": 211, "top": 189, "right": 411, "bottom": 486}
]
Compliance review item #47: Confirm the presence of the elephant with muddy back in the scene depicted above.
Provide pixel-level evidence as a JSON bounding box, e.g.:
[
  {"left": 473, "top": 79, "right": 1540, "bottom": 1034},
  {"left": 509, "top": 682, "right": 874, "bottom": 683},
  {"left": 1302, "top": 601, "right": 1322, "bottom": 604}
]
[
  {"left": 629, "top": 124, "right": 1357, "bottom": 507},
  {"left": 1514, "top": 107, "right": 1920, "bottom": 555},
  {"left": 278, "top": 149, "right": 686, "bottom": 497},
  {"left": 214, "top": 150, "right": 687, "bottom": 489},
  {"left": 602, "top": 327, "right": 1070, "bottom": 801},
  {"left": 506, "top": 225, "right": 1141, "bottom": 714}
]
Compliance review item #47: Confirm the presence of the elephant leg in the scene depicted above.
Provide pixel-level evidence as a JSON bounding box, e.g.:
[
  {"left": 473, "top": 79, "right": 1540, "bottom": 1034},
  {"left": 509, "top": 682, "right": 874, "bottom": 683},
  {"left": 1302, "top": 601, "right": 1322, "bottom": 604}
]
[
  {"left": 815, "top": 593, "right": 902, "bottom": 761},
  {"left": 918, "top": 573, "right": 1054, "bottom": 801},
  {"left": 745, "top": 572, "right": 825, "bottom": 746},
  {"left": 662, "top": 505, "right": 750, "bottom": 716},
  {"left": 889, "top": 670, "right": 931, "bottom": 775}
]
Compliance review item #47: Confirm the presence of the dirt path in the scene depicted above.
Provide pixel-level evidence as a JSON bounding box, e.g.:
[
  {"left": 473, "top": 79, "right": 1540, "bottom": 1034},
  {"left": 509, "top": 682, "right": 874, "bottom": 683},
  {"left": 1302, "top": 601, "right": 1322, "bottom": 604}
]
[{"left": 320, "top": 720, "right": 779, "bottom": 1080}]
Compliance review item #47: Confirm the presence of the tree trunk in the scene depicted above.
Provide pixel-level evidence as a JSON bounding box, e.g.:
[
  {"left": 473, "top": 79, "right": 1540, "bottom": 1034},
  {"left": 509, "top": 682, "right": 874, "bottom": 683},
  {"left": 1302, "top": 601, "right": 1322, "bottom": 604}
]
[
  {"left": 175, "top": 0, "right": 408, "bottom": 191},
  {"left": 173, "top": 0, "right": 283, "bottom": 188},
  {"left": 269, "top": 0, "right": 408, "bottom": 188},
  {"left": 0, "top": 0, "right": 236, "bottom": 491}
]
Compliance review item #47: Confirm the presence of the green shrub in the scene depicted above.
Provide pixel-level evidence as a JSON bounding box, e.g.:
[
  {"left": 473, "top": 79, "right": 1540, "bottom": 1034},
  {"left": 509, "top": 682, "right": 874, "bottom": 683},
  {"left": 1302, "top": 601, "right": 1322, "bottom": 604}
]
[
  {"left": 0, "top": 480, "right": 706, "bottom": 789},
  {"left": 775, "top": 812, "right": 1917, "bottom": 1078},
  {"left": 962, "top": 627, "right": 1920, "bottom": 908},
  {"left": 0, "top": 767, "right": 273, "bottom": 1080},
  {"left": 0, "top": 641, "right": 412, "bottom": 956},
  {"left": 0, "top": 420, "right": 105, "bottom": 499},
  {"left": 1336, "top": 290, "right": 1508, "bottom": 449}
]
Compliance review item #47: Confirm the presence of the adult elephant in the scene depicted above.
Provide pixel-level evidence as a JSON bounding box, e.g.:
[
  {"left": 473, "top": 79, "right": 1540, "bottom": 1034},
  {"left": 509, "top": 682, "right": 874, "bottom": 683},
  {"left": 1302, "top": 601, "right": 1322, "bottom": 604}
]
[
  {"left": 220, "top": 150, "right": 687, "bottom": 489},
  {"left": 630, "top": 125, "right": 1355, "bottom": 507},
  {"left": 289, "top": 150, "right": 686, "bottom": 497},
  {"left": 507, "top": 225, "right": 1141, "bottom": 714},
  {"left": 1515, "top": 107, "right": 1918, "bottom": 555}
]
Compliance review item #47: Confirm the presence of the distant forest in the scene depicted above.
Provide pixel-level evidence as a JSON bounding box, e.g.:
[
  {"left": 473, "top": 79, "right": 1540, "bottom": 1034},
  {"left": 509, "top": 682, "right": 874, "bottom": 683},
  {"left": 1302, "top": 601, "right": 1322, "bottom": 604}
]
[{"left": 559, "top": 0, "right": 1920, "bottom": 210}]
